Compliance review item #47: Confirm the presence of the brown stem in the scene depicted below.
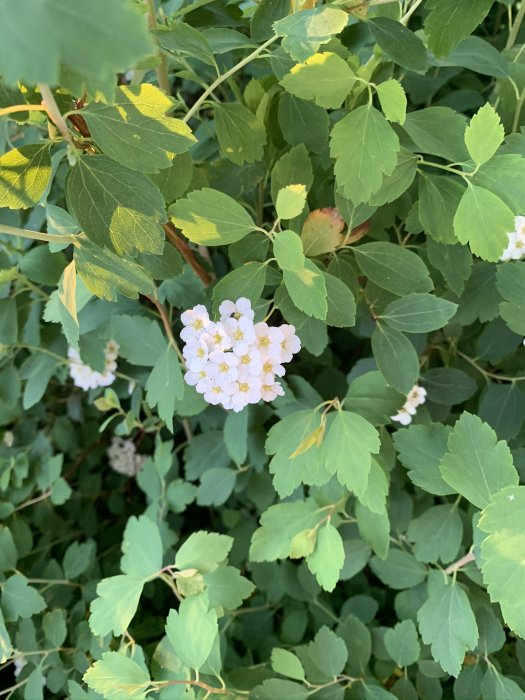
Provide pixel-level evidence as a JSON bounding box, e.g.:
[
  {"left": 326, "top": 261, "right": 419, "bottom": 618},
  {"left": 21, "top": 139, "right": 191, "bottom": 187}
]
[
  {"left": 153, "top": 679, "right": 234, "bottom": 696},
  {"left": 145, "top": 294, "right": 185, "bottom": 363},
  {"left": 445, "top": 550, "right": 476, "bottom": 575},
  {"left": 163, "top": 222, "right": 213, "bottom": 286}
]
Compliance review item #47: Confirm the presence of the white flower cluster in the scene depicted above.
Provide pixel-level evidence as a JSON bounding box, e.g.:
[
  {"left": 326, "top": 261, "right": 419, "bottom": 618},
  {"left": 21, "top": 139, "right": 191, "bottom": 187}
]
[
  {"left": 68, "top": 340, "right": 119, "bottom": 391},
  {"left": 107, "top": 437, "right": 145, "bottom": 477},
  {"left": 181, "top": 298, "right": 301, "bottom": 412},
  {"left": 391, "top": 384, "right": 427, "bottom": 426},
  {"left": 499, "top": 216, "right": 525, "bottom": 261}
]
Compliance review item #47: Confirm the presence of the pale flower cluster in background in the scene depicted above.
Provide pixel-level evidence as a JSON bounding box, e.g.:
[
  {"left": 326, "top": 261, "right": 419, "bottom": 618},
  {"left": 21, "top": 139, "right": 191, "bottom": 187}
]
[
  {"left": 107, "top": 437, "right": 146, "bottom": 477},
  {"left": 499, "top": 216, "right": 525, "bottom": 261},
  {"left": 181, "top": 298, "right": 300, "bottom": 412},
  {"left": 391, "top": 384, "right": 427, "bottom": 426},
  {"left": 68, "top": 340, "right": 119, "bottom": 391}
]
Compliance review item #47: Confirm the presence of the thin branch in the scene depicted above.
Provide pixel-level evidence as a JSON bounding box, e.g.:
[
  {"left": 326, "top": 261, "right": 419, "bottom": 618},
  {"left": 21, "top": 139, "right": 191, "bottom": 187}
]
[
  {"left": 183, "top": 35, "right": 279, "bottom": 123},
  {"left": 455, "top": 349, "right": 525, "bottom": 383},
  {"left": 145, "top": 294, "right": 185, "bottom": 363},
  {"left": 0, "top": 223, "right": 76, "bottom": 245},
  {"left": 37, "top": 84, "right": 74, "bottom": 144},
  {"left": 507, "top": 0, "right": 525, "bottom": 49},
  {"left": 144, "top": 0, "right": 171, "bottom": 94},
  {"left": 163, "top": 222, "right": 213, "bottom": 285},
  {"left": 445, "top": 550, "right": 476, "bottom": 575},
  {"left": 13, "top": 489, "right": 51, "bottom": 513},
  {"left": 0, "top": 104, "right": 48, "bottom": 118}
]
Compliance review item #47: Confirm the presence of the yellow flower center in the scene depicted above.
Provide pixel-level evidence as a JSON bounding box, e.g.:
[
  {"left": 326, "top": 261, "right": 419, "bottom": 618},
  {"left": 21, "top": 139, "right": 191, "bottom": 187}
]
[
  {"left": 263, "top": 361, "right": 273, "bottom": 374},
  {"left": 219, "top": 362, "right": 229, "bottom": 373},
  {"left": 259, "top": 336, "right": 269, "bottom": 347},
  {"left": 233, "top": 329, "right": 244, "bottom": 341},
  {"left": 239, "top": 382, "right": 249, "bottom": 393},
  {"left": 194, "top": 319, "right": 204, "bottom": 330},
  {"left": 213, "top": 332, "right": 223, "bottom": 344},
  {"left": 197, "top": 347, "right": 206, "bottom": 358},
  {"left": 241, "top": 355, "right": 250, "bottom": 365},
  {"left": 212, "top": 386, "right": 221, "bottom": 394}
]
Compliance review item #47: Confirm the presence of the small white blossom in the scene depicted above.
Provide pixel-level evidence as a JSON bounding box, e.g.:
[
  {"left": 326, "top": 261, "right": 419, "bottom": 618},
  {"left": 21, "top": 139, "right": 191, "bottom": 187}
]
[
  {"left": 180, "top": 298, "right": 300, "bottom": 411},
  {"left": 391, "top": 384, "right": 427, "bottom": 427},
  {"left": 107, "top": 437, "right": 145, "bottom": 477},
  {"left": 499, "top": 216, "right": 525, "bottom": 261},
  {"left": 68, "top": 340, "right": 119, "bottom": 392},
  {"left": 2, "top": 430, "right": 14, "bottom": 447}
]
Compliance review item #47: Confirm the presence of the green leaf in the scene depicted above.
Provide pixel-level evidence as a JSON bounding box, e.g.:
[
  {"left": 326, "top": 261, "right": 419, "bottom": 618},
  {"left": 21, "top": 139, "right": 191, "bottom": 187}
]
[
  {"left": 275, "top": 284, "right": 328, "bottom": 356},
  {"left": 478, "top": 486, "right": 525, "bottom": 639},
  {"left": 464, "top": 103, "right": 504, "bottom": 167},
  {"left": 251, "top": 0, "right": 289, "bottom": 41},
  {"left": 271, "top": 144, "right": 313, "bottom": 203},
  {"left": 1, "top": 574, "right": 46, "bottom": 621},
  {"left": 0, "top": 299, "right": 18, "bottom": 345},
  {"left": 250, "top": 500, "right": 320, "bottom": 561},
  {"left": 204, "top": 566, "right": 255, "bottom": 610},
  {"left": 89, "top": 576, "right": 143, "bottom": 636},
  {"left": 67, "top": 155, "right": 167, "bottom": 255},
  {"left": 148, "top": 153, "right": 193, "bottom": 205},
  {"left": 407, "top": 505, "right": 463, "bottom": 564},
  {"left": 368, "top": 149, "right": 417, "bottom": 206},
  {"left": 380, "top": 293, "right": 457, "bottom": 333},
  {"left": 0, "top": 526, "right": 17, "bottom": 573},
  {"left": 153, "top": 22, "right": 215, "bottom": 67},
  {"left": 323, "top": 410, "right": 380, "bottom": 496},
  {"left": 274, "top": 6, "right": 348, "bottom": 62},
  {"left": 74, "top": 237, "right": 155, "bottom": 302},
  {"left": 417, "top": 572, "right": 478, "bottom": 677},
  {"left": 394, "top": 423, "right": 455, "bottom": 495},
  {"left": 384, "top": 620, "right": 421, "bottom": 668},
  {"left": 309, "top": 626, "right": 348, "bottom": 677},
  {"left": 306, "top": 522, "right": 345, "bottom": 592},
  {"left": 252, "top": 680, "right": 308, "bottom": 700},
  {"left": 369, "top": 17, "right": 429, "bottom": 73},
  {"left": 0, "top": 610, "right": 12, "bottom": 664},
  {"left": 214, "top": 103, "right": 266, "bottom": 165},
  {"left": 274, "top": 230, "right": 305, "bottom": 271},
  {"left": 82, "top": 84, "right": 195, "bottom": 173},
  {"left": 323, "top": 272, "right": 356, "bottom": 327},
  {"left": 63, "top": 541, "right": 95, "bottom": 579},
  {"left": 354, "top": 242, "right": 433, "bottom": 296},
  {"left": 271, "top": 648, "right": 305, "bottom": 682},
  {"left": 425, "top": 0, "right": 495, "bottom": 57},
  {"left": 0, "top": 0, "right": 154, "bottom": 87},
  {"left": 83, "top": 651, "right": 150, "bottom": 700},
  {"left": 375, "top": 79, "right": 407, "bottom": 125},
  {"left": 278, "top": 93, "right": 329, "bottom": 154},
  {"left": 121, "top": 515, "right": 163, "bottom": 579},
  {"left": 111, "top": 316, "right": 166, "bottom": 367},
  {"left": 170, "top": 188, "right": 257, "bottom": 246},
  {"left": 419, "top": 174, "right": 466, "bottom": 245},
  {"left": 331, "top": 105, "right": 400, "bottom": 204},
  {"left": 283, "top": 259, "right": 327, "bottom": 319},
  {"left": 212, "top": 262, "right": 267, "bottom": 310},
  {"left": 356, "top": 502, "right": 390, "bottom": 560},
  {"left": 497, "top": 261, "right": 525, "bottom": 335},
  {"left": 145, "top": 346, "right": 184, "bottom": 432},
  {"left": 472, "top": 154, "right": 525, "bottom": 212},
  {"left": 42, "top": 609, "right": 67, "bottom": 647},
  {"left": 166, "top": 593, "right": 218, "bottom": 670},
  {"left": 345, "top": 371, "right": 403, "bottom": 426},
  {"left": 403, "top": 107, "right": 468, "bottom": 162},
  {"left": 372, "top": 324, "right": 420, "bottom": 395},
  {"left": 479, "top": 382, "right": 525, "bottom": 441},
  {"left": 275, "top": 185, "right": 307, "bottom": 221},
  {"left": 223, "top": 410, "right": 249, "bottom": 465},
  {"left": 197, "top": 467, "right": 236, "bottom": 506},
  {"left": 422, "top": 368, "right": 477, "bottom": 406},
  {"left": 432, "top": 35, "right": 508, "bottom": 77},
  {"left": 280, "top": 51, "right": 355, "bottom": 109},
  {"left": 453, "top": 185, "right": 514, "bottom": 262},
  {"left": 439, "top": 412, "right": 518, "bottom": 509},
  {"left": 481, "top": 666, "right": 525, "bottom": 700},
  {"left": 0, "top": 144, "right": 51, "bottom": 209},
  {"left": 426, "top": 238, "right": 472, "bottom": 296},
  {"left": 370, "top": 549, "right": 427, "bottom": 589},
  {"left": 175, "top": 531, "right": 233, "bottom": 574}
]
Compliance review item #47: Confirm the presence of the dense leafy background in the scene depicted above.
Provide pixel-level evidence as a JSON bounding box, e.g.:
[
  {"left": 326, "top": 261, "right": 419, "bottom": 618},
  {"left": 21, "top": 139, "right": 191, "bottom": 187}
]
[{"left": 1, "top": 0, "right": 525, "bottom": 698}]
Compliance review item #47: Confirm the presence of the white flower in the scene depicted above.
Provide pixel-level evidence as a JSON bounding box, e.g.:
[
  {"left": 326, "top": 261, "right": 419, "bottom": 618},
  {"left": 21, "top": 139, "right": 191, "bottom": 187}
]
[
  {"left": 279, "top": 324, "right": 301, "bottom": 363},
  {"left": 180, "top": 304, "right": 210, "bottom": 342},
  {"left": 499, "top": 216, "right": 525, "bottom": 261},
  {"left": 68, "top": 340, "right": 119, "bottom": 391},
  {"left": 219, "top": 297, "right": 255, "bottom": 322},
  {"left": 107, "top": 437, "right": 144, "bottom": 477},
  {"left": 260, "top": 381, "right": 285, "bottom": 402},
  {"left": 182, "top": 337, "right": 209, "bottom": 372},
  {"left": 391, "top": 384, "right": 426, "bottom": 427},
  {"left": 391, "top": 408, "right": 413, "bottom": 426},
  {"left": 180, "top": 299, "right": 300, "bottom": 412},
  {"left": 223, "top": 316, "right": 256, "bottom": 352},
  {"left": 13, "top": 655, "right": 27, "bottom": 678}
]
